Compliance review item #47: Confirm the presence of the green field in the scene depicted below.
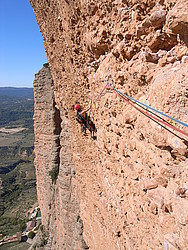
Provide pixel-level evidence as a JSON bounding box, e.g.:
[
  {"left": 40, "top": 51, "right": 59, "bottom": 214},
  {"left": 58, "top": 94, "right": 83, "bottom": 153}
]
[
  {"left": 0, "top": 241, "right": 30, "bottom": 250},
  {"left": 0, "top": 88, "right": 37, "bottom": 236}
]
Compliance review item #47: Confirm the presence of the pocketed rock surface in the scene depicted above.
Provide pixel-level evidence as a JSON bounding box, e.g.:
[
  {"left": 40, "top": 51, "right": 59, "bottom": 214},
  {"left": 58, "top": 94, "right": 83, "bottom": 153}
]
[{"left": 30, "top": 0, "right": 188, "bottom": 249}]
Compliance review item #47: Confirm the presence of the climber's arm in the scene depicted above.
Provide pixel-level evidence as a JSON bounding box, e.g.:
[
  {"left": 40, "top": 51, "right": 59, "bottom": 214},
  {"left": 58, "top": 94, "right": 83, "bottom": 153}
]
[{"left": 80, "top": 107, "right": 90, "bottom": 115}]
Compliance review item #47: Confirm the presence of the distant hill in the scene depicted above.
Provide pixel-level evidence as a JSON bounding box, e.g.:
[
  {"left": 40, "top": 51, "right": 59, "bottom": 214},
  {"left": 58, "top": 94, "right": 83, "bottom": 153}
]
[
  {"left": 0, "top": 87, "right": 34, "bottom": 127},
  {"left": 0, "top": 87, "right": 34, "bottom": 99},
  {"left": 0, "top": 86, "right": 36, "bottom": 236}
]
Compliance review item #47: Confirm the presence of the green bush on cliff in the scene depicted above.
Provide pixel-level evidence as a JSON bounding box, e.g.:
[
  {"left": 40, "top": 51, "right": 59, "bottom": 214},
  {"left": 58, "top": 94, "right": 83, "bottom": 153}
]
[
  {"left": 19, "top": 221, "right": 26, "bottom": 231},
  {"left": 39, "top": 225, "right": 48, "bottom": 246},
  {"left": 40, "top": 236, "right": 47, "bottom": 247},
  {"left": 28, "top": 231, "right": 36, "bottom": 239},
  {"left": 40, "top": 225, "right": 44, "bottom": 233},
  {"left": 49, "top": 166, "right": 59, "bottom": 184}
]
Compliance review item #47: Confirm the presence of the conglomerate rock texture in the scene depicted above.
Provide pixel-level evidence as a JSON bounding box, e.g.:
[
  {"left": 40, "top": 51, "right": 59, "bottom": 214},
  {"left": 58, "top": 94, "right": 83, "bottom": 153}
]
[
  {"left": 33, "top": 64, "right": 88, "bottom": 249},
  {"left": 30, "top": 0, "right": 188, "bottom": 249}
]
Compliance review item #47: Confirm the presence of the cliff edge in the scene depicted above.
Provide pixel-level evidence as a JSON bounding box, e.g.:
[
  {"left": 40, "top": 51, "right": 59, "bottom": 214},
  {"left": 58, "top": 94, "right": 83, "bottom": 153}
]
[{"left": 31, "top": 0, "right": 188, "bottom": 249}]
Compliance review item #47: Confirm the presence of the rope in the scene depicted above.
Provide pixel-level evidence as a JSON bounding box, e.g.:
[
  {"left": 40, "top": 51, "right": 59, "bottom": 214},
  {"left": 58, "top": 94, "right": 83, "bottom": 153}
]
[
  {"left": 89, "top": 94, "right": 92, "bottom": 117},
  {"left": 85, "top": 70, "right": 187, "bottom": 139},
  {"left": 113, "top": 87, "right": 188, "bottom": 128},
  {"left": 114, "top": 90, "right": 186, "bottom": 141},
  {"left": 117, "top": 87, "right": 174, "bottom": 128},
  {"left": 108, "top": 84, "right": 188, "bottom": 138},
  {"left": 93, "top": 83, "right": 108, "bottom": 105},
  {"left": 86, "top": 83, "right": 109, "bottom": 121}
]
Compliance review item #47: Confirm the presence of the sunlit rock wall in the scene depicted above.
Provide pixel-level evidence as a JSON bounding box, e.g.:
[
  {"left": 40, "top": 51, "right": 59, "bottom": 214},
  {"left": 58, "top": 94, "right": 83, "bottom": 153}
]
[
  {"left": 33, "top": 64, "right": 88, "bottom": 249},
  {"left": 31, "top": 0, "right": 188, "bottom": 249}
]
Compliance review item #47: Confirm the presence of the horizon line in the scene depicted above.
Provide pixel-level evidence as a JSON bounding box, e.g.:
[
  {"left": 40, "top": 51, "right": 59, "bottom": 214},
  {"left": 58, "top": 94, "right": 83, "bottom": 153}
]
[{"left": 0, "top": 86, "right": 34, "bottom": 89}]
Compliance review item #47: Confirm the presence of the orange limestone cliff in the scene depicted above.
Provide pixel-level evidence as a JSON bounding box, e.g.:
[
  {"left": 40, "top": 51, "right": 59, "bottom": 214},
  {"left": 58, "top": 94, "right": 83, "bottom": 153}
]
[
  {"left": 33, "top": 63, "right": 88, "bottom": 249},
  {"left": 31, "top": 0, "right": 188, "bottom": 249}
]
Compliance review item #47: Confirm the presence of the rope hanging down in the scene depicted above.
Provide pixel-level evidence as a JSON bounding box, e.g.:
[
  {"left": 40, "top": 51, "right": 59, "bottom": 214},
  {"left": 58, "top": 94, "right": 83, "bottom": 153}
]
[
  {"left": 89, "top": 71, "right": 111, "bottom": 113},
  {"left": 92, "top": 71, "right": 111, "bottom": 106}
]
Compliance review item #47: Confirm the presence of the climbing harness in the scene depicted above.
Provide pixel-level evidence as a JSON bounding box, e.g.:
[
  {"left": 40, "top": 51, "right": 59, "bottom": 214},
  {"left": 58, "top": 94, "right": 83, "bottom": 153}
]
[{"left": 76, "top": 111, "right": 85, "bottom": 124}]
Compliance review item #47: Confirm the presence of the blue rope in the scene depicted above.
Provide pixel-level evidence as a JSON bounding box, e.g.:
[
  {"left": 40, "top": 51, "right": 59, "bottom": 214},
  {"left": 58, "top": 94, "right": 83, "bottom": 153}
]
[{"left": 112, "top": 87, "right": 188, "bottom": 128}]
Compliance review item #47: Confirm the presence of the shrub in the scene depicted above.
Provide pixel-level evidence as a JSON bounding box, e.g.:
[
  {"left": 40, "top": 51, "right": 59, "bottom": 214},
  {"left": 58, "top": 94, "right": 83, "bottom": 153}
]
[
  {"left": 19, "top": 221, "right": 26, "bottom": 231},
  {"left": 34, "top": 223, "right": 41, "bottom": 231},
  {"left": 28, "top": 231, "right": 36, "bottom": 239},
  {"left": 40, "top": 237, "right": 47, "bottom": 246},
  {"left": 39, "top": 225, "right": 48, "bottom": 246},
  {"left": 49, "top": 166, "right": 59, "bottom": 184},
  {"left": 37, "top": 210, "right": 41, "bottom": 217},
  {"left": 77, "top": 215, "right": 80, "bottom": 222},
  {"left": 40, "top": 225, "right": 44, "bottom": 233}
]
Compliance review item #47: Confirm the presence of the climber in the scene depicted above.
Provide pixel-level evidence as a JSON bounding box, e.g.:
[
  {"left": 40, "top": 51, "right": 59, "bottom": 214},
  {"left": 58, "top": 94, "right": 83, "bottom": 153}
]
[{"left": 74, "top": 103, "right": 97, "bottom": 139}]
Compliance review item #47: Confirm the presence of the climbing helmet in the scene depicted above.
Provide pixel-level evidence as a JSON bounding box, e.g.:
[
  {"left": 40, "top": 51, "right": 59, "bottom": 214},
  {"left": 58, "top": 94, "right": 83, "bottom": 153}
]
[{"left": 74, "top": 103, "right": 80, "bottom": 111}]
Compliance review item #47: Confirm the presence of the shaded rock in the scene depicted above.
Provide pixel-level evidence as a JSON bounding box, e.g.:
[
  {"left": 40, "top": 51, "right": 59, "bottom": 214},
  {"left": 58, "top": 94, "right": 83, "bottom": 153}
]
[
  {"left": 139, "top": 50, "right": 160, "bottom": 63},
  {"left": 164, "top": 233, "right": 180, "bottom": 250},
  {"left": 147, "top": 187, "right": 165, "bottom": 209},
  {"left": 175, "top": 187, "right": 187, "bottom": 198},
  {"left": 87, "top": 2, "right": 98, "bottom": 16},
  {"left": 136, "top": 9, "right": 166, "bottom": 37},
  {"left": 176, "top": 45, "right": 188, "bottom": 59},
  {"left": 166, "top": 0, "right": 188, "bottom": 45},
  {"left": 149, "top": 9, "right": 166, "bottom": 29},
  {"left": 147, "top": 32, "right": 178, "bottom": 52},
  {"left": 141, "top": 178, "right": 158, "bottom": 191},
  {"left": 168, "top": 137, "right": 188, "bottom": 157},
  {"left": 141, "top": 176, "right": 168, "bottom": 191},
  {"left": 182, "top": 55, "right": 188, "bottom": 63},
  {"left": 173, "top": 198, "right": 188, "bottom": 225}
]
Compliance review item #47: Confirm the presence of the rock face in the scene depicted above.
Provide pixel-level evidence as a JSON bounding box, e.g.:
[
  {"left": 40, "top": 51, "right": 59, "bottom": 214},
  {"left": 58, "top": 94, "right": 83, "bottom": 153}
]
[
  {"left": 30, "top": 0, "right": 188, "bottom": 249},
  {"left": 33, "top": 64, "right": 88, "bottom": 249},
  {"left": 166, "top": 0, "right": 188, "bottom": 45}
]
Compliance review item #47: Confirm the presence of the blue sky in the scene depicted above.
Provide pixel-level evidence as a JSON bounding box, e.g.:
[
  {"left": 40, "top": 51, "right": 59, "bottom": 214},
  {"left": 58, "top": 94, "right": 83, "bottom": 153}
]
[{"left": 0, "top": 0, "right": 47, "bottom": 88}]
